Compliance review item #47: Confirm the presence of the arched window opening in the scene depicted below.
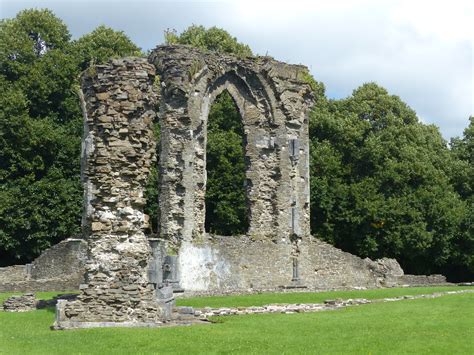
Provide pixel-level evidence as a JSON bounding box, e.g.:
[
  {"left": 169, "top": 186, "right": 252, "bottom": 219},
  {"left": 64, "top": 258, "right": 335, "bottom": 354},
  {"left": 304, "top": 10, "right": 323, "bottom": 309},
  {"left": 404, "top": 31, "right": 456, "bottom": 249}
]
[{"left": 205, "top": 90, "right": 249, "bottom": 235}]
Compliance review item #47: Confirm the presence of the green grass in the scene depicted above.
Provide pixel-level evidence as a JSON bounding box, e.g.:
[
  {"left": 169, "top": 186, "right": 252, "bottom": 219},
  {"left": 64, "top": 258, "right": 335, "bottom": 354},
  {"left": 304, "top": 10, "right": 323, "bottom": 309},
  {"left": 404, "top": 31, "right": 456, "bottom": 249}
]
[
  {"left": 0, "top": 287, "right": 472, "bottom": 354},
  {"left": 176, "top": 286, "right": 469, "bottom": 308}
]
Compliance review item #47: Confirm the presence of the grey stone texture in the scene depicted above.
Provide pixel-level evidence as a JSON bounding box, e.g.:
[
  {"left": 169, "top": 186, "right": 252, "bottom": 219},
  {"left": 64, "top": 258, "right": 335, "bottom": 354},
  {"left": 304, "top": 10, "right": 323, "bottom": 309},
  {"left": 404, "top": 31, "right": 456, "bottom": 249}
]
[
  {"left": 176, "top": 235, "right": 447, "bottom": 293},
  {"left": 56, "top": 57, "right": 164, "bottom": 327},
  {"left": 398, "top": 274, "right": 447, "bottom": 286},
  {"left": 0, "top": 265, "right": 25, "bottom": 283},
  {"left": 149, "top": 45, "right": 314, "bottom": 246},
  {"left": 0, "top": 239, "right": 86, "bottom": 292},
  {"left": 3, "top": 293, "right": 37, "bottom": 312}
]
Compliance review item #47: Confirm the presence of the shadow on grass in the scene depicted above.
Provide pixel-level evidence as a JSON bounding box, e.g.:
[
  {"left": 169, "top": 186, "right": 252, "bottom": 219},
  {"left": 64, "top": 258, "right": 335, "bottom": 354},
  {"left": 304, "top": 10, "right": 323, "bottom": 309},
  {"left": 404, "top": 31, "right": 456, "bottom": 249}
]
[{"left": 36, "top": 293, "right": 78, "bottom": 314}]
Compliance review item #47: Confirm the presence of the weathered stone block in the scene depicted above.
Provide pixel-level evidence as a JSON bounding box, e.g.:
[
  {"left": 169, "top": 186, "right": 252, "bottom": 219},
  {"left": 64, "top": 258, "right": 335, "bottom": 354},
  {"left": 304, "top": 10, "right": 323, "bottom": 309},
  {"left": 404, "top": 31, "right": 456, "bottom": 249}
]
[{"left": 3, "top": 293, "right": 37, "bottom": 312}]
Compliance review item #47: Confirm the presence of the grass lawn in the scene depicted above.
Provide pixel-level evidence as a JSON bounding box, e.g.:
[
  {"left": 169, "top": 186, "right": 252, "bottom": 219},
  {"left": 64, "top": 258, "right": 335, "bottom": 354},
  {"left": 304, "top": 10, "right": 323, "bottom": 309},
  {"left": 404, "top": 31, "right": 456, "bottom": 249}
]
[{"left": 0, "top": 286, "right": 472, "bottom": 354}]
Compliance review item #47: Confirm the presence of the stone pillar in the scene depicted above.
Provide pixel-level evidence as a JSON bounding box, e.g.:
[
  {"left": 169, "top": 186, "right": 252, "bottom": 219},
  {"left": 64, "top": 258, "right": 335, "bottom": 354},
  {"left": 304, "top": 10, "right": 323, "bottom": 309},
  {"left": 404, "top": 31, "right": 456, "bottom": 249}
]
[{"left": 54, "top": 58, "right": 165, "bottom": 329}]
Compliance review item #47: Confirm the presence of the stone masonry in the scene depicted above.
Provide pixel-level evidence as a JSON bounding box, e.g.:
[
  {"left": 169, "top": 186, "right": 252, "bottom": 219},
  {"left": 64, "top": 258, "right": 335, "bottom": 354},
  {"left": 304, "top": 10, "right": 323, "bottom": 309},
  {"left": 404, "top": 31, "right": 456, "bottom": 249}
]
[
  {"left": 55, "top": 58, "right": 165, "bottom": 328},
  {"left": 54, "top": 46, "right": 315, "bottom": 328},
  {"left": 0, "top": 238, "right": 86, "bottom": 292},
  {"left": 149, "top": 45, "right": 314, "bottom": 246},
  {"left": 3, "top": 293, "right": 37, "bottom": 312},
  {"left": 49, "top": 46, "right": 450, "bottom": 329}
]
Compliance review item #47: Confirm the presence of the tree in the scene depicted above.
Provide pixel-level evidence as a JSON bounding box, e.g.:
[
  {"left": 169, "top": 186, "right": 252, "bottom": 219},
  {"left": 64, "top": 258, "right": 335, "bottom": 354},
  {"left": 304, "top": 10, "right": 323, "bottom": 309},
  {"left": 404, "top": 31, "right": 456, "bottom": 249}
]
[
  {"left": 205, "top": 92, "right": 248, "bottom": 235},
  {"left": 448, "top": 117, "right": 474, "bottom": 280},
  {"left": 71, "top": 25, "right": 142, "bottom": 71},
  {"left": 0, "top": 9, "right": 142, "bottom": 265},
  {"left": 309, "top": 83, "right": 467, "bottom": 277},
  {"left": 0, "top": 9, "right": 70, "bottom": 80}
]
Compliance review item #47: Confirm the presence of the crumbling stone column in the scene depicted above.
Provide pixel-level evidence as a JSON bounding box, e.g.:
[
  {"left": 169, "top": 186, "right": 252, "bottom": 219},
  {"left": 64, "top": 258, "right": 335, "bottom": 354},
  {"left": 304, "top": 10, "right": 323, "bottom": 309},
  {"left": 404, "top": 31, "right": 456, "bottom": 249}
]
[{"left": 55, "top": 58, "right": 164, "bottom": 328}]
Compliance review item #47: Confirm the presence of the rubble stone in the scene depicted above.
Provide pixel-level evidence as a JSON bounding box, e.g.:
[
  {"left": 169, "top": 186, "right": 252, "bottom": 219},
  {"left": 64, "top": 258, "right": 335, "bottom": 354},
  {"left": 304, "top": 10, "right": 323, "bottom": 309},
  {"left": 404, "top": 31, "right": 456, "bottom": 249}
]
[
  {"left": 55, "top": 58, "right": 164, "bottom": 328},
  {"left": 3, "top": 293, "right": 37, "bottom": 312}
]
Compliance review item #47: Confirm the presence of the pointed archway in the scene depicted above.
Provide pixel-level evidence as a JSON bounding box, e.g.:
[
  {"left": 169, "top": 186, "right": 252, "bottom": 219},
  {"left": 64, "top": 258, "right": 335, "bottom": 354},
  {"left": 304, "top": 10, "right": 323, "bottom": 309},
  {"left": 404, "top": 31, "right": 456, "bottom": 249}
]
[{"left": 205, "top": 90, "right": 249, "bottom": 235}]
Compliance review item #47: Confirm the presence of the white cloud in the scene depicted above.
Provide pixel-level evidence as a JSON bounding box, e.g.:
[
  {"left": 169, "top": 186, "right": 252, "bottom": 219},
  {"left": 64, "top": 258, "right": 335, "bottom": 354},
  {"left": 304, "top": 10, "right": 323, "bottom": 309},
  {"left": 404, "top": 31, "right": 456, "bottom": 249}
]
[
  {"left": 391, "top": 0, "right": 473, "bottom": 42},
  {"left": 228, "top": 0, "right": 473, "bottom": 139}
]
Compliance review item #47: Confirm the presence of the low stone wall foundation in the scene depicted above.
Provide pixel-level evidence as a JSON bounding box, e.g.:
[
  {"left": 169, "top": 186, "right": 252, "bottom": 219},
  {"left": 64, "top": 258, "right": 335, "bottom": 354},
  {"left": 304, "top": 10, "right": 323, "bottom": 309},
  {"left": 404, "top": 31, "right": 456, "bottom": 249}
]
[{"left": 0, "top": 239, "right": 86, "bottom": 292}]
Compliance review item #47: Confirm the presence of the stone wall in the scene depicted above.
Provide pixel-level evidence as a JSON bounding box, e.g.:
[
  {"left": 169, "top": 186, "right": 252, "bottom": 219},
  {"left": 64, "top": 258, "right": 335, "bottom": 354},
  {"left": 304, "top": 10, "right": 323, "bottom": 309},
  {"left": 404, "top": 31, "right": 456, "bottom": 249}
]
[
  {"left": 176, "top": 235, "right": 448, "bottom": 293},
  {"left": 149, "top": 45, "right": 313, "bottom": 247},
  {"left": 178, "top": 236, "right": 293, "bottom": 292},
  {"left": 0, "top": 265, "right": 26, "bottom": 284},
  {"left": 398, "top": 274, "right": 447, "bottom": 286},
  {"left": 0, "top": 239, "right": 86, "bottom": 292},
  {"left": 299, "top": 239, "right": 399, "bottom": 289},
  {"left": 0, "top": 235, "right": 448, "bottom": 295},
  {"left": 56, "top": 57, "right": 165, "bottom": 327},
  {"left": 30, "top": 238, "right": 86, "bottom": 280}
]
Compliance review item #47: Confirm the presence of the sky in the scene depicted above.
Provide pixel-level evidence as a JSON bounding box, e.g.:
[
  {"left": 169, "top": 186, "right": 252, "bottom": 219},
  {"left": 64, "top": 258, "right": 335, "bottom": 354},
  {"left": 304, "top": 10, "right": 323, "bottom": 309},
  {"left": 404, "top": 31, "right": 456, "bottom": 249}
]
[{"left": 1, "top": 0, "right": 473, "bottom": 139}]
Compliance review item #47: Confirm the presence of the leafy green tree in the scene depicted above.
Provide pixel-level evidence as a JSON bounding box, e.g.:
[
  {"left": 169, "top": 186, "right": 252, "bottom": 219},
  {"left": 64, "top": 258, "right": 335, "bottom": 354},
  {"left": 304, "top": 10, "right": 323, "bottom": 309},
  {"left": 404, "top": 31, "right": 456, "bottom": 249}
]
[
  {"left": 0, "top": 9, "right": 70, "bottom": 80},
  {"left": 448, "top": 117, "right": 474, "bottom": 280},
  {"left": 309, "top": 83, "right": 467, "bottom": 277},
  {"left": 450, "top": 117, "right": 474, "bottom": 200},
  {"left": 0, "top": 9, "right": 142, "bottom": 265},
  {"left": 0, "top": 73, "right": 82, "bottom": 265},
  {"left": 205, "top": 92, "right": 248, "bottom": 235},
  {"left": 71, "top": 25, "right": 142, "bottom": 71},
  {"left": 144, "top": 121, "right": 161, "bottom": 234}
]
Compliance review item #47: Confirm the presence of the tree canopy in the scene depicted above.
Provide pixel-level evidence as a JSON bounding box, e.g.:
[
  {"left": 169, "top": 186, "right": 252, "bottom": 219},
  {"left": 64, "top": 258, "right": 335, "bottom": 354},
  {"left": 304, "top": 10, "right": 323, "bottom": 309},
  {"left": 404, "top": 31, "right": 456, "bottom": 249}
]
[
  {"left": 205, "top": 91, "right": 248, "bottom": 235},
  {"left": 0, "top": 9, "right": 141, "bottom": 265},
  {"left": 309, "top": 83, "right": 472, "bottom": 279}
]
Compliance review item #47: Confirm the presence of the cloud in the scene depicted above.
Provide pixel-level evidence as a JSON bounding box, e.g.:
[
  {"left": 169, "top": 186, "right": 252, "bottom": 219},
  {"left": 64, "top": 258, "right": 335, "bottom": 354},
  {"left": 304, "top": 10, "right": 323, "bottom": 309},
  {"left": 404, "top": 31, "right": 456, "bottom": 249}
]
[{"left": 2, "top": 0, "right": 472, "bottom": 139}]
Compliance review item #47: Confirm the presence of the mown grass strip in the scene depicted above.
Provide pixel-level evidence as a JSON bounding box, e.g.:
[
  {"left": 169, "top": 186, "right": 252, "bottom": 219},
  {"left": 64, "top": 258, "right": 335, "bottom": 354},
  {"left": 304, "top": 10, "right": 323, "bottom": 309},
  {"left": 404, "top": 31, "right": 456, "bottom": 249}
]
[{"left": 0, "top": 291, "right": 472, "bottom": 354}]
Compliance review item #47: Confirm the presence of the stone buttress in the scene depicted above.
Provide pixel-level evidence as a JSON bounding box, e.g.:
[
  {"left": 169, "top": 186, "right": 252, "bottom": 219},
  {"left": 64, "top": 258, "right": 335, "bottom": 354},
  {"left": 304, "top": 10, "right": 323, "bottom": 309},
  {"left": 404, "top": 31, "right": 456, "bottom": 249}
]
[{"left": 54, "top": 58, "right": 165, "bottom": 328}]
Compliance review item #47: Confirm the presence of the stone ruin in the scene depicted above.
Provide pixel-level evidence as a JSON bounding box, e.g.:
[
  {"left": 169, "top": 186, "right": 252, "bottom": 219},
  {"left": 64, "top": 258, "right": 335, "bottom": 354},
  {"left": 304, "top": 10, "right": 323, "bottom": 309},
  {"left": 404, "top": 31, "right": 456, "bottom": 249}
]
[
  {"left": 45, "top": 45, "right": 447, "bottom": 329},
  {"left": 54, "top": 44, "right": 313, "bottom": 328},
  {"left": 3, "top": 293, "right": 37, "bottom": 312}
]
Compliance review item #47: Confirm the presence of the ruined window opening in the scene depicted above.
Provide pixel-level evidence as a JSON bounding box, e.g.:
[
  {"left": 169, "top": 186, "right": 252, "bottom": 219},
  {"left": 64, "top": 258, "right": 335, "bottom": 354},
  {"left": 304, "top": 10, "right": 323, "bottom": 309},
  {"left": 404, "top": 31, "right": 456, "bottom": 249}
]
[
  {"left": 143, "top": 118, "right": 161, "bottom": 234},
  {"left": 205, "top": 90, "right": 249, "bottom": 235}
]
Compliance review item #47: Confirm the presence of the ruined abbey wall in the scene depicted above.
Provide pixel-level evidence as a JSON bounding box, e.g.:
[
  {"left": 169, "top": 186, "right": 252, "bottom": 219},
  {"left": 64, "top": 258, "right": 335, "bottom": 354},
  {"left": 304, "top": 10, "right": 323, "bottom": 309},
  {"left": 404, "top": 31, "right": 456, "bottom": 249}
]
[
  {"left": 56, "top": 58, "right": 165, "bottom": 328},
  {"left": 150, "top": 46, "right": 313, "bottom": 246},
  {"left": 53, "top": 46, "right": 315, "bottom": 327},
  {"left": 42, "top": 46, "right": 448, "bottom": 329},
  {"left": 176, "top": 235, "right": 442, "bottom": 293},
  {"left": 0, "top": 235, "right": 447, "bottom": 295},
  {"left": 0, "top": 239, "right": 86, "bottom": 292}
]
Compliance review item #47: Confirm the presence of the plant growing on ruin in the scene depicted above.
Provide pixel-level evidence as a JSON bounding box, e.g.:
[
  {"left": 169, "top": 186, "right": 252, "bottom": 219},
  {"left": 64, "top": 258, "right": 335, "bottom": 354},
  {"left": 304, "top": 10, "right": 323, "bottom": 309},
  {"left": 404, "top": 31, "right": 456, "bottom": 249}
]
[{"left": 164, "top": 25, "right": 253, "bottom": 58}]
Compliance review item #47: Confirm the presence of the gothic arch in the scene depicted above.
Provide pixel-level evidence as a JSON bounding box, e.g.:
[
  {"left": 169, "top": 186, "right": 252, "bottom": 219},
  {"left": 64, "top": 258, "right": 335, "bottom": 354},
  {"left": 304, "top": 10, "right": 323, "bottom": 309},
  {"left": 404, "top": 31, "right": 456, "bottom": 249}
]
[{"left": 150, "top": 45, "right": 314, "bottom": 245}]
